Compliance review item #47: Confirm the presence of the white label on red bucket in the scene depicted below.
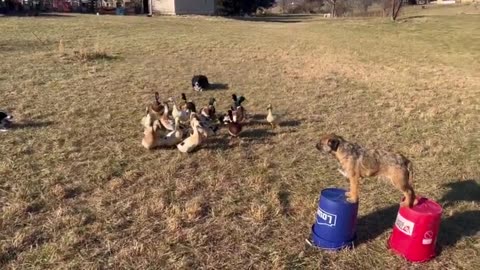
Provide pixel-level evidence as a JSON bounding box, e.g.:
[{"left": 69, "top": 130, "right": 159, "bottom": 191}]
[
  {"left": 422, "top": 231, "right": 434, "bottom": 245},
  {"left": 316, "top": 208, "right": 337, "bottom": 227},
  {"left": 395, "top": 213, "right": 415, "bottom": 236}
]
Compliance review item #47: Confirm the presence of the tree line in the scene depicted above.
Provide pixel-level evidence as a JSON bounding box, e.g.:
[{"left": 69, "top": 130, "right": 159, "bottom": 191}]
[
  {"left": 217, "top": 0, "right": 277, "bottom": 15},
  {"left": 218, "top": 0, "right": 406, "bottom": 21}
]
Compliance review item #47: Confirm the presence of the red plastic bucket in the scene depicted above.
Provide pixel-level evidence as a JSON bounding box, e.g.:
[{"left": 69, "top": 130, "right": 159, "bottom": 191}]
[{"left": 388, "top": 197, "right": 442, "bottom": 262}]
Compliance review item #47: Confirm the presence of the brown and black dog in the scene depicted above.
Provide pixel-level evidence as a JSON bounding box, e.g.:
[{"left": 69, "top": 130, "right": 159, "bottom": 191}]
[{"left": 316, "top": 133, "right": 418, "bottom": 208}]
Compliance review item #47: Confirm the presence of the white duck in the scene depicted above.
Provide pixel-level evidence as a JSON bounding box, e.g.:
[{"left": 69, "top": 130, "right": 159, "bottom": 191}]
[
  {"left": 141, "top": 107, "right": 152, "bottom": 129},
  {"left": 190, "top": 112, "right": 217, "bottom": 138},
  {"left": 169, "top": 97, "right": 190, "bottom": 123},
  {"left": 160, "top": 102, "right": 175, "bottom": 131},
  {"left": 142, "top": 120, "right": 163, "bottom": 149},
  {"left": 266, "top": 104, "right": 279, "bottom": 129},
  {"left": 158, "top": 117, "right": 184, "bottom": 147},
  {"left": 177, "top": 115, "right": 203, "bottom": 153}
]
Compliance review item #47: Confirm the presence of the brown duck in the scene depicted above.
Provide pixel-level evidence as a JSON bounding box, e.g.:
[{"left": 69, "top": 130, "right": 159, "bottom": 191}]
[{"left": 225, "top": 109, "right": 242, "bottom": 137}]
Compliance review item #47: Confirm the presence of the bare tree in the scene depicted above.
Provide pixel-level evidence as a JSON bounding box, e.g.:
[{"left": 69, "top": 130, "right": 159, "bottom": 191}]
[
  {"left": 391, "top": 0, "right": 402, "bottom": 20},
  {"left": 391, "top": 0, "right": 400, "bottom": 20},
  {"left": 326, "top": 0, "right": 337, "bottom": 17},
  {"left": 281, "top": 0, "right": 287, "bottom": 13}
]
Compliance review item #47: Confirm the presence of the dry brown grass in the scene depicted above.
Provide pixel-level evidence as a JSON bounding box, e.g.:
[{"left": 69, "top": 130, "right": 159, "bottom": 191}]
[{"left": 1, "top": 5, "right": 479, "bottom": 269}]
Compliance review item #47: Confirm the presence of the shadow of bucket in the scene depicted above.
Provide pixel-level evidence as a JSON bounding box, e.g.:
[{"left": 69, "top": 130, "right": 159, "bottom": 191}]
[
  {"left": 388, "top": 197, "right": 442, "bottom": 262},
  {"left": 311, "top": 188, "right": 359, "bottom": 250}
]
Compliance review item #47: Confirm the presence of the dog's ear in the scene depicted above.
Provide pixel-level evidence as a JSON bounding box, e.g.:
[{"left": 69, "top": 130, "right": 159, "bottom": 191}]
[{"left": 328, "top": 138, "right": 340, "bottom": 152}]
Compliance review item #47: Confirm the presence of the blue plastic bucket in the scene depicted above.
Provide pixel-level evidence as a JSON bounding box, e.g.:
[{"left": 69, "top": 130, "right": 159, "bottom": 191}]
[{"left": 311, "top": 188, "right": 359, "bottom": 250}]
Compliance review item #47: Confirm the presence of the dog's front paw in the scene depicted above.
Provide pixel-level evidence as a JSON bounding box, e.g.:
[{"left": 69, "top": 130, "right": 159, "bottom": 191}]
[
  {"left": 400, "top": 199, "right": 418, "bottom": 208},
  {"left": 413, "top": 198, "right": 419, "bottom": 206},
  {"left": 399, "top": 201, "right": 410, "bottom": 208},
  {"left": 346, "top": 196, "right": 358, "bottom": 204},
  {"left": 345, "top": 192, "right": 358, "bottom": 203}
]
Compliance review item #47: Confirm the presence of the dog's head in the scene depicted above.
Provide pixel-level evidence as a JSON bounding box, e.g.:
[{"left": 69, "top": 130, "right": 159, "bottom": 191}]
[
  {"left": 0, "top": 112, "right": 13, "bottom": 129},
  {"left": 316, "top": 133, "right": 344, "bottom": 154},
  {"left": 0, "top": 111, "right": 12, "bottom": 121},
  {"left": 193, "top": 82, "right": 202, "bottom": 91}
]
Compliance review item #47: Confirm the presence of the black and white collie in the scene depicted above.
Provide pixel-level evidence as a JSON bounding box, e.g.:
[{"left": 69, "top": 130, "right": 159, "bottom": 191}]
[
  {"left": 0, "top": 111, "right": 13, "bottom": 132},
  {"left": 191, "top": 75, "right": 209, "bottom": 92}
]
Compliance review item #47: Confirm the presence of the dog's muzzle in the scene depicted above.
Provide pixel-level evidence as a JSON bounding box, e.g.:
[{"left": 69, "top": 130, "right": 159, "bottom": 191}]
[{"left": 316, "top": 143, "right": 333, "bottom": 154}]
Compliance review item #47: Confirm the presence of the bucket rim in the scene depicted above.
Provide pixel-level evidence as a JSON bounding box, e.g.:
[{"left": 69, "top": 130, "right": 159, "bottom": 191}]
[
  {"left": 311, "top": 225, "right": 356, "bottom": 250},
  {"left": 400, "top": 196, "right": 443, "bottom": 216},
  {"left": 320, "top": 187, "right": 358, "bottom": 205}
]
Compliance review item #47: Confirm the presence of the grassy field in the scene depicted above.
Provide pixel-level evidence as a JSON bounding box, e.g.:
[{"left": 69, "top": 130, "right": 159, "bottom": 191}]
[{"left": 1, "top": 4, "right": 479, "bottom": 269}]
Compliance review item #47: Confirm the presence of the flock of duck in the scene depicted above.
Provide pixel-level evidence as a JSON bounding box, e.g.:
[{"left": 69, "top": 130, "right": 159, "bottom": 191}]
[
  {"left": 2, "top": 76, "right": 279, "bottom": 151},
  {"left": 140, "top": 87, "right": 279, "bottom": 153}
]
